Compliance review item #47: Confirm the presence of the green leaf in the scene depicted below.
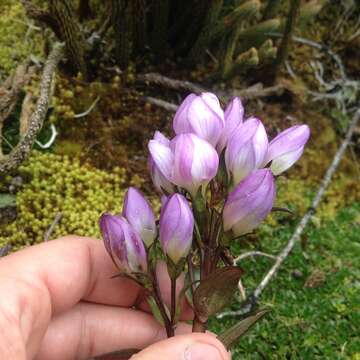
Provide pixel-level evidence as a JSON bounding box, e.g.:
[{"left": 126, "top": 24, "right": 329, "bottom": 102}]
[
  {"left": 193, "top": 266, "right": 244, "bottom": 320},
  {"left": 0, "top": 193, "right": 16, "bottom": 208},
  {"left": 217, "top": 308, "right": 270, "bottom": 349}
]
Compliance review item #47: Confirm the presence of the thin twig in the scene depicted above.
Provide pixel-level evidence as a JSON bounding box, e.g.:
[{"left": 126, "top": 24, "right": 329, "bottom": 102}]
[
  {"left": 138, "top": 73, "right": 284, "bottom": 104},
  {"left": 234, "top": 251, "right": 277, "bottom": 264},
  {"left": 238, "top": 279, "right": 246, "bottom": 301},
  {"left": 142, "top": 97, "right": 178, "bottom": 112},
  {"left": 138, "top": 72, "right": 206, "bottom": 94},
  {"left": 74, "top": 96, "right": 100, "bottom": 118},
  {"left": 44, "top": 212, "right": 62, "bottom": 241}
]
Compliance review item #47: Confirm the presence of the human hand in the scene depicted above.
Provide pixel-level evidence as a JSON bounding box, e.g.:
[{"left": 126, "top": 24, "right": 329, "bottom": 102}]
[{"left": 0, "top": 236, "right": 230, "bottom": 359}]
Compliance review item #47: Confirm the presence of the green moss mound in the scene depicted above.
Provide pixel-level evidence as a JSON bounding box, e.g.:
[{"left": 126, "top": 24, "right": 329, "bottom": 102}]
[{"left": 0, "top": 152, "right": 130, "bottom": 249}]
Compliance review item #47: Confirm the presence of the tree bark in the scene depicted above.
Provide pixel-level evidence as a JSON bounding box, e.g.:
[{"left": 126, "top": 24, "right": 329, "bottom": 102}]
[
  {"left": 111, "top": 0, "right": 135, "bottom": 68},
  {"left": 49, "top": 0, "right": 87, "bottom": 76}
]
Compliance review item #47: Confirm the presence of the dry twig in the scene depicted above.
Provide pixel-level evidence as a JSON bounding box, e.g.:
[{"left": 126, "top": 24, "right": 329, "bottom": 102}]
[
  {"left": 142, "top": 97, "right": 178, "bottom": 112},
  {"left": 137, "top": 72, "right": 284, "bottom": 104},
  {"left": 138, "top": 73, "right": 206, "bottom": 94},
  {"left": 0, "top": 43, "right": 64, "bottom": 175},
  {"left": 44, "top": 212, "right": 63, "bottom": 241},
  {"left": 234, "top": 251, "right": 277, "bottom": 263}
]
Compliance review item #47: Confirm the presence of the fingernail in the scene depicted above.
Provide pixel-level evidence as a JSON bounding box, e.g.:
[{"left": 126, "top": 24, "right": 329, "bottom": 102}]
[{"left": 185, "top": 343, "right": 224, "bottom": 360}]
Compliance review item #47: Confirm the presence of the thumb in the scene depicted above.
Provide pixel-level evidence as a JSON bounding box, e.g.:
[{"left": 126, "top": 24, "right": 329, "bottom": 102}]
[{"left": 132, "top": 333, "right": 230, "bottom": 360}]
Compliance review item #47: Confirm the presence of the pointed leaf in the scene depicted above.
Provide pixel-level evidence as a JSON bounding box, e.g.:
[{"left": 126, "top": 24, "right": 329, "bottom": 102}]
[
  {"left": 147, "top": 296, "right": 170, "bottom": 326},
  {"left": 193, "top": 266, "right": 244, "bottom": 320},
  {"left": 217, "top": 308, "right": 269, "bottom": 349}
]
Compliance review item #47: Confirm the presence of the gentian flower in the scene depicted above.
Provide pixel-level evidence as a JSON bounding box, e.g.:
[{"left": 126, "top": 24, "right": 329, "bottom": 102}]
[
  {"left": 159, "top": 194, "right": 194, "bottom": 264},
  {"left": 148, "top": 131, "right": 175, "bottom": 194},
  {"left": 264, "top": 125, "right": 310, "bottom": 175},
  {"left": 225, "top": 117, "right": 268, "bottom": 185},
  {"left": 173, "top": 93, "right": 225, "bottom": 147},
  {"left": 217, "top": 97, "right": 244, "bottom": 153},
  {"left": 223, "top": 169, "right": 275, "bottom": 236},
  {"left": 149, "top": 133, "right": 219, "bottom": 197},
  {"left": 123, "top": 187, "right": 156, "bottom": 247},
  {"left": 99, "top": 214, "right": 147, "bottom": 274}
]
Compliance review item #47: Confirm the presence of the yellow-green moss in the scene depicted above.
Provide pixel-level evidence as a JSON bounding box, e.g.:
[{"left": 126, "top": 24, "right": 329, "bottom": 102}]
[
  {"left": 0, "top": 152, "right": 130, "bottom": 249},
  {"left": 0, "top": 2, "right": 43, "bottom": 78}
]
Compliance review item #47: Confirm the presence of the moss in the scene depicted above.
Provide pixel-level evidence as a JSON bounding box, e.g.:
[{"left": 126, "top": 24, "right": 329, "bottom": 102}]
[
  {"left": 0, "top": 152, "right": 131, "bottom": 249},
  {"left": 0, "top": 2, "right": 43, "bottom": 78}
]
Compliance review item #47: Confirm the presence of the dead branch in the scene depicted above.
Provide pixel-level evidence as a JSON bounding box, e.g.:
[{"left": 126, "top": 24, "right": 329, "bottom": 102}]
[
  {"left": 19, "top": 92, "right": 34, "bottom": 137},
  {"left": 0, "top": 62, "right": 32, "bottom": 158},
  {"left": 234, "top": 251, "right": 277, "bottom": 263},
  {"left": 44, "top": 212, "right": 62, "bottom": 241},
  {"left": 137, "top": 73, "right": 206, "bottom": 94},
  {"left": 142, "top": 96, "right": 178, "bottom": 112},
  {"left": 137, "top": 73, "right": 284, "bottom": 105},
  {"left": 218, "top": 108, "right": 360, "bottom": 318},
  {"left": 226, "top": 83, "right": 284, "bottom": 101},
  {"left": 0, "top": 62, "right": 30, "bottom": 120},
  {"left": 0, "top": 43, "right": 64, "bottom": 175}
]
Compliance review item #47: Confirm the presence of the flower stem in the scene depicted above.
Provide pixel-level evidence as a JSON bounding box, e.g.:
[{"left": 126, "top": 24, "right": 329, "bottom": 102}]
[
  {"left": 152, "top": 269, "right": 173, "bottom": 337},
  {"left": 170, "top": 277, "right": 177, "bottom": 334}
]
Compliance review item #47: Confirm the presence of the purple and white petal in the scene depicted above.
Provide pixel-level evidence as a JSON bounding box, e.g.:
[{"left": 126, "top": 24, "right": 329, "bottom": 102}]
[
  {"left": 123, "top": 187, "right": 156, "bottom": 247},
  {"left": 217, "top": 97, "right": 244, "bottom": 153}
]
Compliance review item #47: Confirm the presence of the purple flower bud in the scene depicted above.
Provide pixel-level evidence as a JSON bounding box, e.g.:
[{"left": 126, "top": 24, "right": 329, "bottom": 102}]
[
  {"left": 171, "top": 133, "right": 219, "bottom": 196},
  {"left": 148, "top": 131, "right": 175, "bottom": 194},
  {"left": 99, "top": 214, "right": 147, "bottom": 273},
  {"left": 264, "top": 125, "right": 310, "bottom": 175},
  {"left": 225, "top": 117, "right": 268, "bottom": 185},
  {"left": 173, "top": 93, "right": 225, "bottom": 147},
  {"left": 217, "top": 97, "right": 244, "bottom": 153},
  {"left": 123, "top": 187, "right": 156, "bottom": 247},
  {"left": 223, "top": 169, "right": 276, "bottom": 236},
  {"left": 159, "top": 194, "right": 194, "bottom": 264}
]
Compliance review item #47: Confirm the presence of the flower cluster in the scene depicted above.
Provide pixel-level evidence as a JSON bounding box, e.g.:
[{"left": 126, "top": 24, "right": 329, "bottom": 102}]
[{"left": 99, "top": 92, "right": 310, "bottom": 335}]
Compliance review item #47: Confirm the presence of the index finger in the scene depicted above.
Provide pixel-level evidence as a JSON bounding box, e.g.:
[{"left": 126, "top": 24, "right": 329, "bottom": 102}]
[{"left": 0, "top": 236, "right": 141, "bottom": 315}]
